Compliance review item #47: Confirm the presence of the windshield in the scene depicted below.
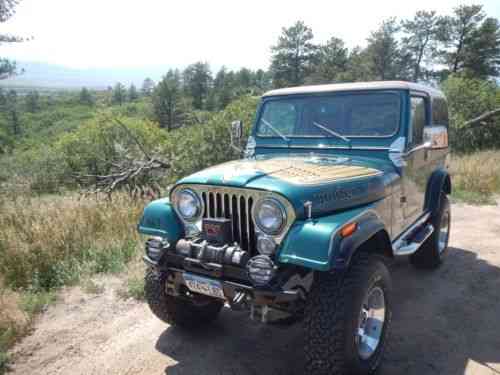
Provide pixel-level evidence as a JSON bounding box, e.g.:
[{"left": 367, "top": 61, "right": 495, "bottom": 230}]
[{"left": 256, "top": 92, "right": 401, "bottom": 138}]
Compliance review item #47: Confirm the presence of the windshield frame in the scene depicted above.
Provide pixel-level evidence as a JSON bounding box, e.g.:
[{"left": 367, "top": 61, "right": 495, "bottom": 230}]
[{"left": 254, "top": 90, "right": 403, "bottom": 140}]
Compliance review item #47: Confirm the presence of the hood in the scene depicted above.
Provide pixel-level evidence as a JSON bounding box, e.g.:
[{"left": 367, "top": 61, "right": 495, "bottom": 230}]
[{"left": 177, "top": 154, "right": 397, "bottom": 218}]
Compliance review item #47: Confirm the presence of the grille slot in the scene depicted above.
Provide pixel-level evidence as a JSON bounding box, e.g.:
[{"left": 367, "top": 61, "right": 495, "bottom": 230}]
[{"left": 202, "top": 190, "right": 256, "bottom": 253}]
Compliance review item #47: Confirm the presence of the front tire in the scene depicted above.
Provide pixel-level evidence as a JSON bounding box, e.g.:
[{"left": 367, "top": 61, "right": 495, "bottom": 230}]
[
  {"left": 410, "top": 194, "right": 451, "bottom": 269},
  {"left": 144, "top": 267, "right": 223, "bottom": 328},
  {"left": 304, "top": 254, "right": 392, "bottom": 375}
]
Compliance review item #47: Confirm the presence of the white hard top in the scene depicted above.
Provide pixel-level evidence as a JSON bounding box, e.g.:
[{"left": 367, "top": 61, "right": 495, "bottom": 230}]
[{"left": 263, "top": 81, "right": 444, "bottom": 98}]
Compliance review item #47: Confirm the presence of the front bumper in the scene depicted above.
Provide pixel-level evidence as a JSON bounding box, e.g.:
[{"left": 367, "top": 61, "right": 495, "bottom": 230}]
[
  {"left": 162, "top": 264, "right": 301, "bottom": 306},
  {"left": 144, "top": 250, "right": 302, "bottom": 307}
]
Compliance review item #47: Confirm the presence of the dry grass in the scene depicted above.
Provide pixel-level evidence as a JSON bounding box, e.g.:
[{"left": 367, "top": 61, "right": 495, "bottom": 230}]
[
  {"left": 0, "top": 278, "right": 28, "bottom": 373},
  {"left": 0, "top": 193, "right": 145, "bottom": 371},
  {"left": 0, "top": 194, "right": 144, "bottom": 290},
  {"left": 449, "top": 151, "right": 500, "bottom": 204},
  {"left": 118, "top": 258, "right": 146, "bottom": 301}
]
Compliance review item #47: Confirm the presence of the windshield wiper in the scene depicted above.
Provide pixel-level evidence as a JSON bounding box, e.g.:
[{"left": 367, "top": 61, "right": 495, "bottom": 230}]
[
  {"left": 261, "top": 119, "right": 290, "bottom": 143},
  {"left": 312, "top": 121, "right": 351, "bottom": 147}
]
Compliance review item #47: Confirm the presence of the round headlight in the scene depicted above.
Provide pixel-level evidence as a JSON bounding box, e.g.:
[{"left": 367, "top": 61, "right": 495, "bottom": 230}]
[
  {"left": 255, "top": 198, "right": 286, "bottom": 235},
  {"left": 176, "top": 189, "right": 201, "bottom": 220}
]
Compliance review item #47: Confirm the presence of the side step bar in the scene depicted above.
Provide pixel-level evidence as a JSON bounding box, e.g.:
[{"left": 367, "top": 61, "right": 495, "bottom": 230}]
[{"left": 393, "top": 213, "right": 434, "bottom": 256}]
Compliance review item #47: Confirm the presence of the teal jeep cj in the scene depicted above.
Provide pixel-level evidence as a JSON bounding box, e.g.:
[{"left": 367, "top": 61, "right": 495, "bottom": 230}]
[{"left": 138, "top": 81, "right": 451, "bottom": 375}]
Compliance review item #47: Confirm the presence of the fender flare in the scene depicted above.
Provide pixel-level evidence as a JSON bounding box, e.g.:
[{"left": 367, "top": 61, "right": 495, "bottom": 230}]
[
  {"left": 277, "top": 204, "right": 392, "bottom": 272},
  {"left": 330, "top": 210, "right": 391, "bottom": 270},
  {"left": 137, "top": 198, "right": 184, "bottom": 241},
  {"left": 424, "top": 168, "right": 451, "bottom": 214}
]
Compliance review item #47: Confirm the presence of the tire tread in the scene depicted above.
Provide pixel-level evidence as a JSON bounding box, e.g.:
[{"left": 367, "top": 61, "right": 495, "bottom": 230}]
[{"left": 144, "top": 267, "right": 222, "bottom": 327}]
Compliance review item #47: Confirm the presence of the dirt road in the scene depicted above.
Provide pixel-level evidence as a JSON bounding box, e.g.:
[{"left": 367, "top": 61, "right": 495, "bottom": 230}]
[{"left": 8, "top": 201, "right": 500, "bottom": 375}]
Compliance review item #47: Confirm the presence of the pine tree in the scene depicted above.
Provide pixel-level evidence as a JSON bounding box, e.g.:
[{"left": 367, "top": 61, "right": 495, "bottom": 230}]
[
  {"left": 366, "top": 18, "right": 409, "bottom": 80},
  {"left": 401, "top": 11, "right": 443, "bottom": 81},
  {"left": 112, "top": 83, "right": 126, "bottom": 106},
  {"left": 270, "top": 21, "right": 318, "bottom": 88},
  {"left": 183, "top": 62, "right": 212, "bottom": 110},
  {"left": 6, "top": 89, "right": 20, "bottom": 135},
  {"left": 464, "top": 17, "right": 500, "bottom": 78},
  {"left": 128, "top": 84, "right": 139, "bottom": 101},
  {"left": 438, "top": 5, "right": 500, "bottom": 78},
  {"left": 25, "top": 90, "right": 40, "bottom": 113},
  {"left": 0, "top": 87, "right": 6, "bottom": 107},
  {"left": 1, "top": 0, "right": 24, "bottom": 79},
  {"left": 308, "top": 37, "right": 349, "bottom": 84},
  {"left": 79, "top": 87, "right": 94, "bottom": 106},
  {"left": 152, "top": 70, "right": 186, "bottom": 130},
  {"left": 213, "top": 66, "right": 233, "bottom": 109}
]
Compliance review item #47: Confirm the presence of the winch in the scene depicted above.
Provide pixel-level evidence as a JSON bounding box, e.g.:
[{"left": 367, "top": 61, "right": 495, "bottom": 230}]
[{"left": 175, "top": 238, "right": 250, "bottom": 267}]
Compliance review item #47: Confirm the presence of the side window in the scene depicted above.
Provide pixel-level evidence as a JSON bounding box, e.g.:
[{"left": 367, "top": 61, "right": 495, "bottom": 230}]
[
  {"left": 432, "top": 97, "right": 449, "bottom": 126},
  {"left": 410, "top": 96, "right": 427, "bottom": 146}
]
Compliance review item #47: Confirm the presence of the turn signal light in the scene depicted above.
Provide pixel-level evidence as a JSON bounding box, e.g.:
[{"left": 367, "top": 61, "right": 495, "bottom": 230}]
[{"left": 340, "top": 222, "right": 358, "bottom": 238}]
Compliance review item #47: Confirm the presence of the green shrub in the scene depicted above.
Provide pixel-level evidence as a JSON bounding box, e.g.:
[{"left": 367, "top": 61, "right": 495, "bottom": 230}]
[
  {"left": 0, "top": 350, "right": 9, "bottom": 374},
  {"left": 52, "top": 95, "right": 258, "bottom": 191},
  {"left": 162, "top": 95, "right": 258, "bottom": 182},
  {"left": 54, "top": 112, "right": 167, "bottom": 181},
  {"left": 20, "top": 291, "right": 57, "bottom": 317},
  {"left": 442, "top": 75, "right": 500, "bottom": 153}
]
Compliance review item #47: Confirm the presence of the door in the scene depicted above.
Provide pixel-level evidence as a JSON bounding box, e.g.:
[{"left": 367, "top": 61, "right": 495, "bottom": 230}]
[{"left": 402, "top": 95, "right": 433, "bottom": 227}]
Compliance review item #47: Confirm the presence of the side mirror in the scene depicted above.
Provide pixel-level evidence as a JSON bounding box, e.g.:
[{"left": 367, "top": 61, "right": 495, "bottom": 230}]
[
  {"left": 424, "top": 125, "right": 448, "bottom": 149},
  {"left": 230, "top": 120, "right": 243, "bottom": 152}
]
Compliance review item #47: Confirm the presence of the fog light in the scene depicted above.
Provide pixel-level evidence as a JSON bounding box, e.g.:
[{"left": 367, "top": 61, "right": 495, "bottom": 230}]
[
  {"left": 146, "top": 237, "right": 169, "bottom": 261},
  {"left": 257, "top": 236, "right": 276, "bottom": 255},
  {"left": 247, "top": 255, "right": 276, "bottom": 286}
]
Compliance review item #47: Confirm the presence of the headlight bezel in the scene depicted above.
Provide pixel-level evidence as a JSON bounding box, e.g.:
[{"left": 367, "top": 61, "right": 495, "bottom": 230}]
[
  {"left": 175, "top": 188, "right": 202, "bottom": 222},
  {"left": 253, "top": 198, "right": 287, "bottom": 235}
]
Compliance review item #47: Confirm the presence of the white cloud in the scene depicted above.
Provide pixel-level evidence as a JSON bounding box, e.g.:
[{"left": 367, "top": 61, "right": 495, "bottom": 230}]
[{"left": 2, "top": 0, "right": 499, "bottom": 70}]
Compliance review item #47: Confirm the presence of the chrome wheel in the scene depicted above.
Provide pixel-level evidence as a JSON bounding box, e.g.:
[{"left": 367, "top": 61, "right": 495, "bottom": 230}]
[
  {"left": 356, "top": 286, "right": 386, "bottom": 360},
  {"left": 438, "top": 207, "right": 450, "bottom": 254}
]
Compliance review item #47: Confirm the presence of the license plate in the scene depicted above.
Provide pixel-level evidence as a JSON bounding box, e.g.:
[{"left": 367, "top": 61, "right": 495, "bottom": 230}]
[{"left": 183, "top": 273, "right": 225, "bottom": 300}]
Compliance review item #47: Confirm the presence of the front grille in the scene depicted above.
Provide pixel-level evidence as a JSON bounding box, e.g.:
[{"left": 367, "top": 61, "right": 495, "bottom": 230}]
[{"left": 201, "top": 191, "right": 256, "bottom": 254}]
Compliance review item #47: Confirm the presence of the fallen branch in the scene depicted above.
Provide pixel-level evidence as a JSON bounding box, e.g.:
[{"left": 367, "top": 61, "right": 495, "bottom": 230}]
[
  {"left": 464, "top": 108, "right": 500, "bottom": 127},
  {"left": 75, "top": 117, "right": 170, "bottom": 198},
  {"left": 113, "top": 117, "right": 152, "bottom": 160},
  {"left": 76, "top": 157, "right": 170, "bottom": 197}
]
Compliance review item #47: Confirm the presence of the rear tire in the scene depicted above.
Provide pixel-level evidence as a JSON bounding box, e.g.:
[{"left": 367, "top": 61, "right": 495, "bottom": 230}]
[
  {"left": 144, "top": 267, "right": 223, "bottom": 328},
  {"left": 304, "top": 254, "right": 392, "bottom": 375},
  {"left": 410, "top": 194, "right": 451, "bottom": 269}
]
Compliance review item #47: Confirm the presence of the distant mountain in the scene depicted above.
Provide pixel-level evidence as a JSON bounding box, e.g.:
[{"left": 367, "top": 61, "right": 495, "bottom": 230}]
[{"left": 0, "top": 61, "right": 169, "bottom": 90}]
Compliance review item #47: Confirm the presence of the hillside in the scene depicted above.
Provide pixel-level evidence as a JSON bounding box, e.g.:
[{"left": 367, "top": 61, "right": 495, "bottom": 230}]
[{"left": 0, "top": 62, "right": 168, "bottom": 91}]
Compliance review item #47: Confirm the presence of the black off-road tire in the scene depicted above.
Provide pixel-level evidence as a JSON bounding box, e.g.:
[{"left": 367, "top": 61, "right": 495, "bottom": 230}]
[
  {"left": 144, "top": 267, "right": 223, "bottom": 328},
  {"left": 410, "top": 194, "right": 451, "bottom": 269},
  {"left": 304, "top": 254, "right": 392, "bottom": 375}
]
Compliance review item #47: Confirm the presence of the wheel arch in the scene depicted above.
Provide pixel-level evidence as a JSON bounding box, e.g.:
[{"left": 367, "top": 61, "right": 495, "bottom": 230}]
[
  {"left": 330, "top": 212, "right": 394, "bottom": 270},
  {"left": 424, "top": 168, "right": 451, "bottom": 214},
  {"left": 278, "top": 204, "right": 392, "bottom": 272}
]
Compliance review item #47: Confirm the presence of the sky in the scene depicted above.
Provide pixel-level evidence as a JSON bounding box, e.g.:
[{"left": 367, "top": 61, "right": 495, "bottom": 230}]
[{"left": 2, "top": 0, "right": 500, "bottom": 71}]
